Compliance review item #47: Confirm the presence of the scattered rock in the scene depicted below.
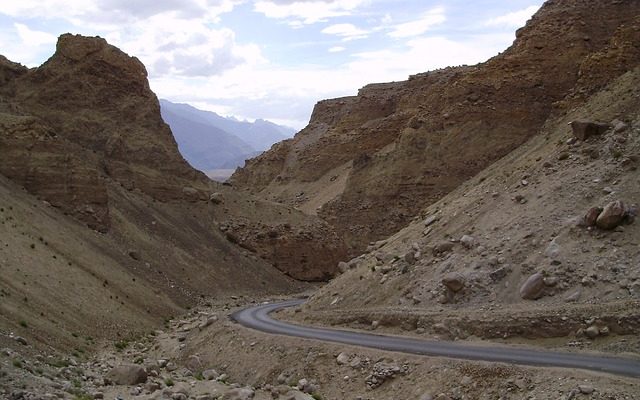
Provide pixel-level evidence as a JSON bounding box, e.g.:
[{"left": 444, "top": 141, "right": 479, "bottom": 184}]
[
  {"left": 579, "top": 385, "right": 595, "bottom": 394},
  {"left": 222, "top": 387, "right": 254, "bottom": 400},
  {"left": 569, "top": 120, "right": 610, "bottom": 140},
  {"left": 442, "top": 273, "right": 465, "bottom": 292},
  {"left": 365, "top": 363, "right": 403, "bottom": 389},
  {"left": 198, "top": 315, "right": 218, "bottom": 330},
  {"left": 128, "top": 250, "right": 141, "bottom": 260},
  {"left": 209, "top": 192, "right": 223, "bottom": 204},
  {"left": 336, "top": 352, "right": 349, "bottom": 365},
  {"left": 424, "top": 215, "right": 439, "bottom": 227},
  {"left": 404, "top": 251, "right": 416, "bottom": 265},
  {"left": 297, "top": 378, "right": 318, "bottom": 394},
  {"left": 596, "top": 200, "right": 626, "bottom": 230},
  {"left": 585, "top": 325, "right": 600, "bottom": 339},
  {"left": 544, "top": 239, "right": 561, "bottom": 260},
  {"left": 520, "top": 273, "right": 545, "bottom": 300},
  {"left": 202, "top": 369, "right": 219, "bottom": 380},
  {"left": 490, "top": 267, "right": 508, "bottom": 282},
  {"left": 14, "top": 336, "right": 27, "bottom": 346},
  {"left": 106, "top": 364, "right": 147, "bottom": 385},
  {"left": 433, "top": 241, "right": 455, "bottom": 255},
  {"left": 612, "top": 119, "right": 628, "bottom": 133},
  {"left": 582, "top": 207, "right": 603, "bottom": 227},
  {"left": 337, "top": 261, "right": 349, "bottom": 274},
  {"left": 460, "top": 235, "right": 476, "bottom": 249}
]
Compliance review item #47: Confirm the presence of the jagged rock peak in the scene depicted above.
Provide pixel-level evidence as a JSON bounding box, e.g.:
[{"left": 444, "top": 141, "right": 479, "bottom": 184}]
[{"left": 52, "top": 33, "right": 147, "bottom": 77}]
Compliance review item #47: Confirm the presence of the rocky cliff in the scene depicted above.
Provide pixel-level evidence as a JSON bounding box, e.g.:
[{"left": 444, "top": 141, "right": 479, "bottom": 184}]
[{"left": 231, "top": 0, "right": 640, "bottom": 253}]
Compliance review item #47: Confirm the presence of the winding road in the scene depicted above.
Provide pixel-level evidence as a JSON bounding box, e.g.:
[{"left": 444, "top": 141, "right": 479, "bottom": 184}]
[{"left": 231, "top": 299, "right": 640, "bottom": 378}]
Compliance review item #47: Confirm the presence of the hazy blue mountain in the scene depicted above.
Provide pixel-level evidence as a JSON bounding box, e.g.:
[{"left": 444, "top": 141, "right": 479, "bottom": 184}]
[{"left": 160, "top": 99, "right": 295, "bottom": 173}]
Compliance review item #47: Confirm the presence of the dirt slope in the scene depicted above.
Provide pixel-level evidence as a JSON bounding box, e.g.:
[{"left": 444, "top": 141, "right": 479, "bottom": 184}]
[{"left": 231, "top": 0, "right": 640, "bottom": 253}]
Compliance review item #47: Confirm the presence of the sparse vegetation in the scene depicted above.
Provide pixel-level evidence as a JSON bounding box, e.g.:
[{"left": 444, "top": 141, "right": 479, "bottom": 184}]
[
  {"left": 114, "top": 339, "right": 129, "bottom": 351},
  {"left": 19, "top": 320, "right": 27, "bottom": 328},
  {"left": 164, "top": 378, "right": 174, "bottom": 387}
]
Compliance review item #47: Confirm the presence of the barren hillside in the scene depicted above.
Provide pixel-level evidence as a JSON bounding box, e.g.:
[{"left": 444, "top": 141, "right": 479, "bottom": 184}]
[
  {"left": 0, "top": 34, "right": 347, "bottom": 351},
  {"left": 292, "top": 64, "right": 640, "bottom": 351}
]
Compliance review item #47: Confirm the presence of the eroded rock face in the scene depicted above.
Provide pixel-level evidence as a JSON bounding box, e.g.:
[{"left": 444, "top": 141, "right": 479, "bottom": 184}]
[
  {"left": 0, "top": 114, "right": 110, "bottom": 231},
  {"left": 231, "top": 1, "right": 640, "bottom": 252}
]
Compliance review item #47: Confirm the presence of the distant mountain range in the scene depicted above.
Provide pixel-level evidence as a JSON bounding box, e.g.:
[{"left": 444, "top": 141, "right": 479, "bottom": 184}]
[{"left": 159, "top": 99, "right": 295, "bottom": 178}]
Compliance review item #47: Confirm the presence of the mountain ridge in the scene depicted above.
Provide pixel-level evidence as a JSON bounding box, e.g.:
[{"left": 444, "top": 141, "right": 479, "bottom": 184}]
[
  {"left": 160, "top": 99, "right": 294, "bottom": 175},
  {"left": 230, "top": 0, "right": 640, "bottom": 254}
]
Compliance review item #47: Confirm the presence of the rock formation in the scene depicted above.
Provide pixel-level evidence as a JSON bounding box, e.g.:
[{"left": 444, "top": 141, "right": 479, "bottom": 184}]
[
  {"left": 231, "top": 1, "right": 640, "bottom": 253},
  {"left": 0, "top": 34, "right": 348, "bottom": 350}
]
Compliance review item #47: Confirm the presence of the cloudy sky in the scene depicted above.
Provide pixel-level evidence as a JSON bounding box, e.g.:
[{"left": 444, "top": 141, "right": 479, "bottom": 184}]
[{"left": 0, "top": 0, "right": 541, "bottom": 130}]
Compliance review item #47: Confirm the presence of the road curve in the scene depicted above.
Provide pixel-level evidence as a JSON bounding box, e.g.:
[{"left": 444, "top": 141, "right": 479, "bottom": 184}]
[{"left": 231, "top": 299, "right": 640, "bottom": 378}]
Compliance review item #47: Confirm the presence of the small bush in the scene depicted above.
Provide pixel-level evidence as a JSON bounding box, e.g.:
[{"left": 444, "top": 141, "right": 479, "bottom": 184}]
[
  {"left": 114, "top": 340, "right": 129, "bottom": 351},
  {"left": 19, "top": 320, "right": 27, "bottom": 328},
  {"left": 164, "top": 378, "right": 174, "bottom": 387}
]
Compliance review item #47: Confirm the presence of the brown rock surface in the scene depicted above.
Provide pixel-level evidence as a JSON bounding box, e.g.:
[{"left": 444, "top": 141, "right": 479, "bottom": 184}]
[
  {"left": 231, "top": 1, "right": 640, "bottom": 253},
  {"left": 519, "top": 273, "right": 545, "bottom": 300},
  {"left": 596, "top": 200, "right": 627, "bottom": 230}
]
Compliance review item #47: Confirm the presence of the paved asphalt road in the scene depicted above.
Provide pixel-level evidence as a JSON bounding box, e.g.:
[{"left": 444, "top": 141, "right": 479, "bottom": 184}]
[{"left": 231, "top": 299, "right": 640, "bottom": 378}]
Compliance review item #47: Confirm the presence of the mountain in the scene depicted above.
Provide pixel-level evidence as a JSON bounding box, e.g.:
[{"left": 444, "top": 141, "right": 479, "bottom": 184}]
[
  {"left": 159, "top": 99, "right": 294, "bottom": 174},
  {"left": 0, "top": 33, "right": 347, "bottom": 349},
  {"left": 230, "top": 0, "right": 640, "bottom": 255},
  {"left": 233, "top": 0, "right": 640, "bottom": 382}
]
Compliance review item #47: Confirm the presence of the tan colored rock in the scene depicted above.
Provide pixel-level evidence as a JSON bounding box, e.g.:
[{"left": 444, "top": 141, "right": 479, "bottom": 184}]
[
  {"left": 442, "top": 273, "right": 466, "bottom": 292},
  {"left": 520, "top": 273, "right": 545, "bottom": 300},
  {"left": 106, "top": 364, "right": 147, "bottom": 385},
  {"left": 596, "top": 200, "right": 627, "bottom": 230},
  {"left": 583, "top": 207, "right": 603, "bottom": 226},
  {"left": 569, "top": 120, "right": 611, "bottom": 140}
]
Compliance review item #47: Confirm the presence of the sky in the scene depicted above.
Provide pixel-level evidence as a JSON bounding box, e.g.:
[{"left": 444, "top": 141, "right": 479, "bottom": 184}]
[{"left": 0, "top": 0, "right": 542, "bottom": 130}]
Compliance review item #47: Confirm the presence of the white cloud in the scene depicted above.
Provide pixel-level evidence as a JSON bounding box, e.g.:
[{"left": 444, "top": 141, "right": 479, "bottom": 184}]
[
  {"left": 349, "top": 33, "right": 513, "bottom": 79},
  {"left": 14, "top": 23, "right": 57, "bottom": 47},
  {"left": 328, "top": 46, "right": 346, "bottom": 53},
  {"left": 253, "top": 0, "right": 368, "bottom": 25},
  {"left": 321, "top": 23, "right": 368, "bottom": 40},
  {"left": 0, "top": 0, "right": 240, "bottom": 24},
  {"left": 388, "top": 7, "right": 446, "bottom": 38},
  {"left": 485, "top": 5, "right": 541, "bottom": 28},
  {"left": 0, "top": 0, "right": 256, "bottom": 78},
  {"left": 112, "top": 16, "right": 264, "bottom": 77}
]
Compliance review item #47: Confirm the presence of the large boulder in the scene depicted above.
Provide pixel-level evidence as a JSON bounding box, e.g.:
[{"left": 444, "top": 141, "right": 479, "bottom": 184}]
[
  {"left": 569, "top": 120, "right": 611, "bottom": 140},
  {"left": 106, "top": 364, "right": 147, "bottom": 385},
  {"left": 442, "top": 273, "right": 466, "bottom": 292},
  {"left": 520, "top": 273, "right": 545, "bottom": 300},
  {"left": 222, "top": 388, "right": 255, "bottom": 400},
  {"left": 596, "top": 200, "right": 626, "bottom": 230}
]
